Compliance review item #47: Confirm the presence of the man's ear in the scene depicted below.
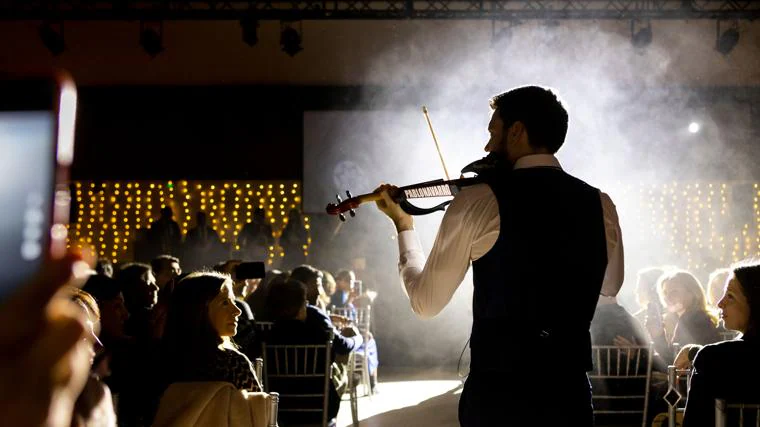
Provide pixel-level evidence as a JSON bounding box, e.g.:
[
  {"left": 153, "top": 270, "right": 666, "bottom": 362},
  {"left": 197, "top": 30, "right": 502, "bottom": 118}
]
[{"left": 508, "top": 121, "right": 525, "bottom": 140}]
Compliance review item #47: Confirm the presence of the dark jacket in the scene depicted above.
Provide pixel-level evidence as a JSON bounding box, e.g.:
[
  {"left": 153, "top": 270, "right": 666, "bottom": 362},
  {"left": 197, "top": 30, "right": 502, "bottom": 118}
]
[
  {"left": 654, "top": 309, "right": 721, "bottom": 364},
  {"left": 683, "top": 333, "right": 760, "bottom": 427},
  {"left": 267, "top": 305, "right": 362, "bottom": 423}
]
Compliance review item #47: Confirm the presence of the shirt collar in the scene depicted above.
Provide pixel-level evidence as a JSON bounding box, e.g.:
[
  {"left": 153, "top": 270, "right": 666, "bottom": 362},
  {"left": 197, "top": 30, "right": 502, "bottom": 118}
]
[{"left": 513, "top": 154, "right": 562, "bottom": 170}]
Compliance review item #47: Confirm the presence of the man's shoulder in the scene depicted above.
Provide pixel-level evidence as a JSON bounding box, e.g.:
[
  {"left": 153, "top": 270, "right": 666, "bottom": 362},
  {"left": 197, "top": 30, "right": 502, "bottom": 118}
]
[
  {"left": 306, "top": 305, "right": 331, "bottom": 323},
  {"left": 450, "top": 183, "right": 496, "bottom": 209}
]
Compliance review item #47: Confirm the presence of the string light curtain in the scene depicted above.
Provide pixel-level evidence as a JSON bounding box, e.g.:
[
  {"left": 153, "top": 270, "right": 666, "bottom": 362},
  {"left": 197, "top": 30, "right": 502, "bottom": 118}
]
[
  {"left": 68, "top": 180, "right": 310, "bottom": 265},
  {"left": 68, "top": 179, "right": 760, "bottom": 276},
  {"left": 613, "top": 180, "right": 760, "bottom": 278}
]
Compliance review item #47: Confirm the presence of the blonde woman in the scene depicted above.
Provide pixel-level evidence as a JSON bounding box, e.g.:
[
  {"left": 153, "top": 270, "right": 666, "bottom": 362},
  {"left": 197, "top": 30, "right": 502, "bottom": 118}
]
[{"left": 648, "top": 270, "right": 721, "bottom": 363}]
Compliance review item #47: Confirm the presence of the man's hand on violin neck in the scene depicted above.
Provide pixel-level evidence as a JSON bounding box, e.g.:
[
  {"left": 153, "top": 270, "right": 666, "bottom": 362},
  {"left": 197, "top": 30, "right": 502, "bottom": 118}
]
[{"left": 374, "top": 184, "right": 414, "bottom": 233}]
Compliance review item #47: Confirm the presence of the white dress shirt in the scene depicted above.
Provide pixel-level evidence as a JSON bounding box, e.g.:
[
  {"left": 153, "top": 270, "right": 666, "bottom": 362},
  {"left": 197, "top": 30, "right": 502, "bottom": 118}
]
[{"left": 397, "top": 154, "right": 624, "bottom": 319}]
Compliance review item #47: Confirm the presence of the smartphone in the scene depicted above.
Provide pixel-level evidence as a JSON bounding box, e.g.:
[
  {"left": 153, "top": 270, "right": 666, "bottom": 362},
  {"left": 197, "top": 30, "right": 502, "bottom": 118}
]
[
  {"left": 353, "top": 279, "right": 363, "bottom": 295},
  {"left": 235, "top": 261, "right": 266, "bottom": 280},
  {"left": 0, "top": 71, "right": 77, "bottom": 302}
]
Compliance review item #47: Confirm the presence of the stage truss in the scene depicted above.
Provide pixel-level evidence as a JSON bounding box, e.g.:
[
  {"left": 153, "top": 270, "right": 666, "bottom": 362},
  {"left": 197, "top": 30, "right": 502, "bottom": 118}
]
[{"left": 1, "top": 1, "right": 759, "bottom": 21}]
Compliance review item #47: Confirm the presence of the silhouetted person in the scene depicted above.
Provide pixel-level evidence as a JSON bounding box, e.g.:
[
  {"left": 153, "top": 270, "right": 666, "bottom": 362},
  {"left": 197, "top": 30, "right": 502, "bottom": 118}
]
[
  {"left": 238, "top": 208, "right": 274, "bottom": 262},
  {"left": 183, "top": 211, "right": 224, "bottom": 271},
  {"left": 279, "top": 209, "right": 307, "bottom": 270},
  {"left": 147, "top": 207, "right": 182, "bottom": 259}
]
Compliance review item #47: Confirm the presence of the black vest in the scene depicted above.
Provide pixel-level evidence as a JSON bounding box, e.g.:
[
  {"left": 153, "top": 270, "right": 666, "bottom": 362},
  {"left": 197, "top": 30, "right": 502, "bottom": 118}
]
[{"left": 470, "top": 167, "right": 608, "bottom": 373}]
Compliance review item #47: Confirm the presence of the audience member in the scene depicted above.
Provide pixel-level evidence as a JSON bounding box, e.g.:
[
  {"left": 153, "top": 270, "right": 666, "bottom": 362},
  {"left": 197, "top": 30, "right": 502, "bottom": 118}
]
[
  {"left": 238, "top": 208, "right": 274, "bottom": 262},
  {"left": 267, "top": 279, "right": 362, "bottom": 425},
  {"left": 649, "top": 270, "right": 721, "bottom": 363},
  {"left": 290, "top": 264, "right": 328, "bottom": 313},
  {"left": 683, "top": 260, "right": 760, "bottom": 427},
  {"left": 65, "top": 287, "right": 118, "bottom": 427},
  {"left": 0, "top": 253, "right": 92, "bottom": 427},
  {"left": 279, "top": 209, "right": 308, "bottom": 270},
  {"left": 95, "top": 259, "right": 114, "bottom": 278},
  {"left": 161, "top": 272, "right": 262, "bottom": 391},
  {"left": 147, "top": 207, "right": 182, "bottom": 259},
  {"left": 183, "top": 211, "right": 225, "bottom": 271}
]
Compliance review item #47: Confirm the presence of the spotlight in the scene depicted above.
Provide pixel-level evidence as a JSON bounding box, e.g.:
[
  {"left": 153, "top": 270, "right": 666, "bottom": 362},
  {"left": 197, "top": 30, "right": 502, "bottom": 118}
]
[
  {"left": 280, "top": 22, "right": 303, "bottom": 57},
  {"left": 139, "top": 21, "right": 164, "bottom": 57},
  {"left": 39, "top": 21, "right": 65, "bottom": 56},
  {"left": 716, "top": 21, "right": 739, "bottom": 56},
  {"left": 688, "top": 122, "right": 700, "bottom": 134},
  {"left": 240, "top": 16, "right": 259, "bottom": 47},
  {"left": 630, "top": 20, "right": 652, "bottom": 49}
]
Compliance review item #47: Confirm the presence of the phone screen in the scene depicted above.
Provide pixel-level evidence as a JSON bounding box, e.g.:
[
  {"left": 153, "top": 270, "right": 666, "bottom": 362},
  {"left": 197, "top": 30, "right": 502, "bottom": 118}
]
[
  {"left": 235, "top": 261, "right": 266, "bottom": 280},
  {"left": 0, "top": 75, "right": 72, "bottom": 303},
  {"left": 0, "top": 111, "right": 57, "bottom": 301}
]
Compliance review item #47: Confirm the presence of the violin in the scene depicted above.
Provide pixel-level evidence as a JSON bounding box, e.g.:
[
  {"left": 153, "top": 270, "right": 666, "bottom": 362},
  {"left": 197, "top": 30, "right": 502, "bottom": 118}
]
[{"left": 325, "top": 152, "right": 506, "bottom": 221}]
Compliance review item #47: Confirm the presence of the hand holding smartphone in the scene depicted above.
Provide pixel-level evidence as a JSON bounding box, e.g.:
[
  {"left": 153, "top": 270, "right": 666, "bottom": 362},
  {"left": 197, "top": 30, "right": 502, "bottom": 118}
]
[{"left": 0, "top": 71, "right": 77, "bottom": 303}]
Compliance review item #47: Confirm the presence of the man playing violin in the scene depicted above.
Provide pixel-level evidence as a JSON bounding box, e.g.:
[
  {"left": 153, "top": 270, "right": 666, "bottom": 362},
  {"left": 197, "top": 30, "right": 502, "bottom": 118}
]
[{"left": 374, "top": 86, "right": 624, "bottom": 427}]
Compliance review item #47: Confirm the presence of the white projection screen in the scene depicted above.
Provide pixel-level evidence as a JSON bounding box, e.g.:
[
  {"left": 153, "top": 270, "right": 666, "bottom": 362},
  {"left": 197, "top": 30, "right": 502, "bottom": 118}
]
[{"left": 302, "top": 110, "right": 489, "bottom": 214}]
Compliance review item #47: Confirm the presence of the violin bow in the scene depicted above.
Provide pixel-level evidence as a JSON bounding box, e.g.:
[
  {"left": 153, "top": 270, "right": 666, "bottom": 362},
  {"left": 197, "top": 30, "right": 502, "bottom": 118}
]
[{"left": 422, "top": 106, "right": 452, "bottom": 181}]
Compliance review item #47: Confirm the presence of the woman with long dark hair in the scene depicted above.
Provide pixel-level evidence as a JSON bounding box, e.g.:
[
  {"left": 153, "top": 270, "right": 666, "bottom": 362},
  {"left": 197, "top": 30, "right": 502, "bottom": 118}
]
[
  {"left": 683, "top": 260, "right": 760, "bottom": 426},
  {"left": 161, "top": 272, "right": 262, "bottom": 391}
]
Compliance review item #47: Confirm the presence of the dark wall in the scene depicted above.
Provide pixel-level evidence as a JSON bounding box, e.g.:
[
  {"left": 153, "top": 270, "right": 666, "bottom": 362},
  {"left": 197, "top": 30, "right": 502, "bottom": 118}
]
[{"left": 71, "top": 85, "right": 392, "bottom": 180}]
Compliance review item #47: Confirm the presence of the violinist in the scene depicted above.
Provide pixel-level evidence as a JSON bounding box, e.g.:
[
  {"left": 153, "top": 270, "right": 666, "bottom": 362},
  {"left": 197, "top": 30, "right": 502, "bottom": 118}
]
[{"left": 373, "top": 86, "right": 624, "bottom": 427}]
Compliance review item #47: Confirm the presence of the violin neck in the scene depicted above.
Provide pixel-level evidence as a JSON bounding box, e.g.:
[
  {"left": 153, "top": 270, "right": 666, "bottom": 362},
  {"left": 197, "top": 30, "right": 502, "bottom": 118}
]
[{"left": 348, "top": 177, "right": 480, "bottom": 207}]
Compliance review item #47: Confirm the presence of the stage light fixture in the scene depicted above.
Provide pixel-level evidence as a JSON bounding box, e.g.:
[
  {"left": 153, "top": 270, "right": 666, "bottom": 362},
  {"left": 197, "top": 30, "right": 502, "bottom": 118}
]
[
  {"left": 688, "top": 122, "right": 700, "bottom": 134},
  {"left": 39, "top": 21, "right": 65, "bottom": 56},
  {"left": 630, "top": 20, "right": 653, "bottom": 48},
  {"left": 280, "top": 21, "right": 303, "bottom": 57},
  {"left": 715, "top": 21, "right": 739, "bottom": 56},
  {"left": 240, "top": 16, "right": 259, "bottom": 47},
  {"left": 140, "top": 21, "right": 165, "bottom": 57}
]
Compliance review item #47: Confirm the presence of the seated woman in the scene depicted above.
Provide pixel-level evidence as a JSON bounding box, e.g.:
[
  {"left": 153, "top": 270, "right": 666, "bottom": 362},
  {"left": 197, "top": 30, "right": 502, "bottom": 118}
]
[
  {"left": 267, "top": 279, "right": 363, "bottom": 426},
  {"left": 682, "top": 261, "right": 760, "bottom": 427},
  {"left": 649, "top": 270, "right": 721, "bottom": 364},
  {"left": 161, "top": 271, "right": 262, "bottom": 392}
]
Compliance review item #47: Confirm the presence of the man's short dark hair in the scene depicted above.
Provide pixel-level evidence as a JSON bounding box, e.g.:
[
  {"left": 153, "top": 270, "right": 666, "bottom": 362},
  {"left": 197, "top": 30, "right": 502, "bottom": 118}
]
[
  {"left": 268, "top": 279, "right": 307, "bottom": 320},
  {"left": 290, "top": 264, "right": 323, "bottom": 285},
  {"left": 489, "top": 85, "right": 568, "bottom": 154},
  {"left": 151, "top": 255, "right": 180, "bottom": 275}
]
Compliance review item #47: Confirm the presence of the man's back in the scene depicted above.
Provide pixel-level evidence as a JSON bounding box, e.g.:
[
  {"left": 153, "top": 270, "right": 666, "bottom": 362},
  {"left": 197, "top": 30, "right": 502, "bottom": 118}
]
[{"left": 470, "top": 167, "right": 608, "bottom": 372}]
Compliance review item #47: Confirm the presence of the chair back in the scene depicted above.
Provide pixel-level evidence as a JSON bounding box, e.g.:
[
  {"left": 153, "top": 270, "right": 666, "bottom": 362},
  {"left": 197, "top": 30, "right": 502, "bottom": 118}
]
[
  {"left": 715, "top": 399, "right": 760, "bottom": 427},
  {"left": 589, "top": 344, "right": 653, "bottom": 427},
  {"left": 262, "top": 332, "right": 333, "bottom": 427},
  {"left": 268, "top": 392, "right": 280, "bottom": 427},
  {"left": 256, "top": 321, "right": 275, "bottom": 343},
  {"left": 666, "top": 365, "right": 693, "bottom": 427},
  {"left": 330, "top": 306, "right": 354, "bottom": 320},
  {"left": 355, "top": 306, "right": 371, "bottom": 337}
]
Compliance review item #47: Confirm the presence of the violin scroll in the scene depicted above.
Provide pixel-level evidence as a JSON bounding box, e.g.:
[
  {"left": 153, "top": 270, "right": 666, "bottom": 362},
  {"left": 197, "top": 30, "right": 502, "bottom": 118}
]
[{"left": 326, "top": 188, "right": 375, "bottom": 221}]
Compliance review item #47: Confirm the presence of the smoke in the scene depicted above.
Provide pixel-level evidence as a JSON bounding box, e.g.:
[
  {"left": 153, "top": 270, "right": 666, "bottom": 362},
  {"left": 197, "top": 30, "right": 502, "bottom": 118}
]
[{"left": 305, "top": 20, "right": 757, "bottom": 367}]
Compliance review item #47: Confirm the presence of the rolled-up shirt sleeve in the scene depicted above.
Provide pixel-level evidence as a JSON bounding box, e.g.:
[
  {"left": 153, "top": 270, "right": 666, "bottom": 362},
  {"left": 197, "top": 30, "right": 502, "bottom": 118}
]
[
  {"left": 600, "top": 191, "right": 624, "bottom": 297},
  {"left": 397, "top": 184, "right": 498, "bottom": 319}
]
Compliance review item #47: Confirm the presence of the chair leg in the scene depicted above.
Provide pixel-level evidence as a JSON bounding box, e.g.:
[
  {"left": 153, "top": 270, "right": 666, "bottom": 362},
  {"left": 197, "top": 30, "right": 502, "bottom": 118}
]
[{"left": 350, "top": 381, "right": 359, "bottom": 426}]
